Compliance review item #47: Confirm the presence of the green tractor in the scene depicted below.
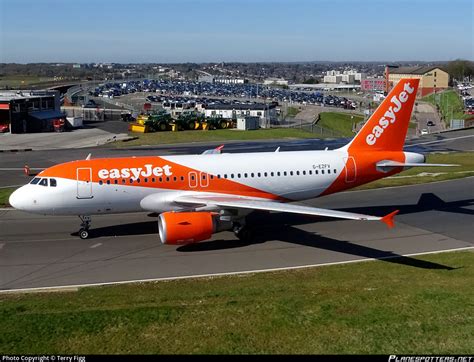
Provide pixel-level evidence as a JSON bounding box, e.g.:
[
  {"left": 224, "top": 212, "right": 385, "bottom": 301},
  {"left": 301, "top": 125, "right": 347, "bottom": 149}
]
[
  {"left": 205, "top": 116, "right": 233, "bottom": 130},
  {"left": 173, "top": 111, "right": 205, "bottom": 131},
  {"left": 145, "top": 110, "right": 173, "bottom": 132}
]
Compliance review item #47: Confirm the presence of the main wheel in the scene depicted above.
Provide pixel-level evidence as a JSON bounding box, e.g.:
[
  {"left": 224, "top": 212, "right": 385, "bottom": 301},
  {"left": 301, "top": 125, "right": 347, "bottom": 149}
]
[
  {"left": 219, "top": 120, "right": 228, "bottom": 129},
  {"left": 159, "top": 122, "right": 168, "bottom": 132},
  {"left": 79, "top": 228, "right": 89, "bottom": 239},
  {"left": 234, "top": 225, "right": 254, "bottom": 242}
]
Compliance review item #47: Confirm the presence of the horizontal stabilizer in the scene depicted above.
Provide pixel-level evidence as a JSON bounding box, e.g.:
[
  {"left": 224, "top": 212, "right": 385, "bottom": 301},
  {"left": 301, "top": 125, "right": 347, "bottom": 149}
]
[{"left": 376, "top": 161, "right": 459, "bottom": 168}]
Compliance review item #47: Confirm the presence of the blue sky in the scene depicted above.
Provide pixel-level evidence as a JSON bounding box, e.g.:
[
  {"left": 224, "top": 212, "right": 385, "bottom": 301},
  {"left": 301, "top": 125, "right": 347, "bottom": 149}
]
[{"left": 0, "top": 0, "right": 472, "bottom": 63}]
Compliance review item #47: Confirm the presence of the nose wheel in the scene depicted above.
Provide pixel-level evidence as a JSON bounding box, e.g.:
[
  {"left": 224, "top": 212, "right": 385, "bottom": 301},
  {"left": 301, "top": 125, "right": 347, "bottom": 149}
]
[{"left": 78, "top": 215, "right": 91, "bottom": 239}]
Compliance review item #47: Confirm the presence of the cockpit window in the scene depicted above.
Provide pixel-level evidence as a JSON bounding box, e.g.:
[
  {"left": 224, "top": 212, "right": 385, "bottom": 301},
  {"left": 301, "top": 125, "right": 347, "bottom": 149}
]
[
  {"left": 30, "top": 178, "right": 40, "bottom": 185},
  {"left": 39, "top": 178, "right": 48, "bottom": 187},
  {"left": 50, "top": 178, "right": 57, "bottom": 187}
]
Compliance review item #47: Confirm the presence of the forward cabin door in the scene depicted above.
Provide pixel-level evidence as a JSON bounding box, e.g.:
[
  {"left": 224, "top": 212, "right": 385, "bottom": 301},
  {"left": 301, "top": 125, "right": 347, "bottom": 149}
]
[
  {"left": 77, "top": 168, "right": 93, "bottom": 199},
  {"left": 343, "top": 156, "right": 356, "bottom": 183}
]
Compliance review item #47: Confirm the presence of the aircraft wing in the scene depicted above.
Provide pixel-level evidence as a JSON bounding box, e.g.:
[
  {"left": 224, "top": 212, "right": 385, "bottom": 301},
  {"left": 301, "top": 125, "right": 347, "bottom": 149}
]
[{"left": 174, "top": 194, "right": 399, "bottom": 228}]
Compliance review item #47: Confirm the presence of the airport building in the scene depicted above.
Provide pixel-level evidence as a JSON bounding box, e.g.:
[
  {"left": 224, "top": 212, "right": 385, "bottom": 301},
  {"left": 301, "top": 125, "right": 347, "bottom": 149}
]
[
  {"left": 387, "top": 66, "right": 449, "bottom": 97},
  {"left": 204, "top": 103, "right": 277, "bottom": 128},
  {"left": 0, "top": 90, "right": 65, "bottom": 133},
  {"left": 361, "top": 77, "right": 387, "bottom": 92},
  {"left": 323, "top": 70, "right": 366, "bottom": 84}
]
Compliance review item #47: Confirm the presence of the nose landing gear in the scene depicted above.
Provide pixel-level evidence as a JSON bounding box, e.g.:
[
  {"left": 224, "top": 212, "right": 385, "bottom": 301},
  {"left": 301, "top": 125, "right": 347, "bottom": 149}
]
[{"left": 78, "top": 215, "right": 91, "bottom": 239}]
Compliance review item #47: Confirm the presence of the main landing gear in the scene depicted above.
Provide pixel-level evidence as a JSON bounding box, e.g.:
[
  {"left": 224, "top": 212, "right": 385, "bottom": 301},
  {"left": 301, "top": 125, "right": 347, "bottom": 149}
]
[
  {"left": 78, "top": 215, "right": 91, "bottom": 239},
  {"left": 232, "top": 222, "right": 255, "bottom": 242}
]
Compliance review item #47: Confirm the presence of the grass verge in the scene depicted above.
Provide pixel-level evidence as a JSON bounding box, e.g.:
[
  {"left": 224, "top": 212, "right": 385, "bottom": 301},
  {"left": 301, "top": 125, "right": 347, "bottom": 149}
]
[
  {"left": 0, "top": 187, "right": 16, "bottom": 207},
  {"left": 354, "top": 152, "right": 474, "bottom": 190},
  {"left": 423, "top": 90, "right": 467, "bottom": 125},
  {"left": 116, "top": 127, "right": 318, "bottom": 147},
  {"left": 1, "top": 251, "right": 472, "bottom": 354},
  {"left": 317, "top": 112, "right": 364, "bottom": 137}
]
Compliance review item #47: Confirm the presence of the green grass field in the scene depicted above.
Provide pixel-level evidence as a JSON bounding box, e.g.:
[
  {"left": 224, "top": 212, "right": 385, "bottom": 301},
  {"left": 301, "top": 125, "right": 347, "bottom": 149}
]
[
  {"left": 117, "top": 127, "right": 317, "bottom": 147},
  {"left": 1, "top": 251, "right": 472, "bottom": 354},
  {"left": 286, "top": 106, "right": 300, "bottom": 118},
  {"left": 317, "top": 112, "right": 364, "bottom": 137},
  {"left": 0, "top": 187, "right": 16, "bottom": 207},
  {"left": 423, "top": 90, "right": 467, "bottom": 125},
  {"left": 0, "top": 75, "right": 56, "bottom": 88}
]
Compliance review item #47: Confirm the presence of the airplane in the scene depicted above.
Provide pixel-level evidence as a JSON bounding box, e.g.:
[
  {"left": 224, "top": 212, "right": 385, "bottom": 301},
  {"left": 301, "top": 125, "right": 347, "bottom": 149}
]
[{"left": 8, "top": 78, "right": 457, "bottom": 244}]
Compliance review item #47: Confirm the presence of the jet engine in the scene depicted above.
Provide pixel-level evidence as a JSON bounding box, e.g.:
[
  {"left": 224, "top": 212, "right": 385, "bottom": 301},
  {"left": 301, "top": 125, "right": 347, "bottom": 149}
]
[{"left": 158, "top": 212, "right": 231, "bottom": 245}]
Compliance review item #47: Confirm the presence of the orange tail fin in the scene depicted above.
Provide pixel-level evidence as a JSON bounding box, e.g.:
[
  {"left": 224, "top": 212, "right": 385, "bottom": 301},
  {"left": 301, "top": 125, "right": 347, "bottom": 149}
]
[{"left": 346, "top": 78, "right": 419, "bottom": 152}]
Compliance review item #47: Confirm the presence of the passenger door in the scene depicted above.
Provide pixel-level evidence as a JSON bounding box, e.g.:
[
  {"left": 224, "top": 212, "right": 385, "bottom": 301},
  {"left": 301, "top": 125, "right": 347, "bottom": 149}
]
[{"left": 77, "top": 168, "right": 93, "bottom": 199}]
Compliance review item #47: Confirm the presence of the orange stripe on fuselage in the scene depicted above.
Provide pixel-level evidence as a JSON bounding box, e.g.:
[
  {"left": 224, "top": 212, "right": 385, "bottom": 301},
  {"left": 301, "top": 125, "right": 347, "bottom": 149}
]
[{"left": 38, "top": 156, "right": 285, "bottom": 201}]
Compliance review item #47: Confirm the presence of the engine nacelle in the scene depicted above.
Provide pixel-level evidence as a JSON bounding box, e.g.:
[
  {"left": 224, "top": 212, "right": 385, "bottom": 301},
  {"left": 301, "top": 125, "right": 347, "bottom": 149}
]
[{"left": 158, "top": 212, "right": 219, "bottom": 245}]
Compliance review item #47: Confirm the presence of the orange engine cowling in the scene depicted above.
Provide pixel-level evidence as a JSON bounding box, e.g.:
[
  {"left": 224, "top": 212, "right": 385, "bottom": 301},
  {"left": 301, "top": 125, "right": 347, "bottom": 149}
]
[{"left": 158, "top": 212, "right": 215, "bottom": 245}]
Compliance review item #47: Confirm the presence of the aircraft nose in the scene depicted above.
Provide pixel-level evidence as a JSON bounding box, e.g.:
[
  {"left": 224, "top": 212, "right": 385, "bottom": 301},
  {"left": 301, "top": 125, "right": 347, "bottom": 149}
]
[{"left": 9, "top": 187, "right": 26, "bottom": 210}]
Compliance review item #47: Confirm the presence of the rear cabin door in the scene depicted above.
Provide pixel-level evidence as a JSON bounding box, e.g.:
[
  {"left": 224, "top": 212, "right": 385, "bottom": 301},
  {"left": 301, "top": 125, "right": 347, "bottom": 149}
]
[{"left": 77, "top": 168, "right": 93, "bottom": 199}]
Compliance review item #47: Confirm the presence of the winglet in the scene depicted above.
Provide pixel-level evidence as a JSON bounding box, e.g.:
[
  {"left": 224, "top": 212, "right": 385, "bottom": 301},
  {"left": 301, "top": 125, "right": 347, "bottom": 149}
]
[{"left": 381, "top": 210, "right": 399, "bottom": 228}]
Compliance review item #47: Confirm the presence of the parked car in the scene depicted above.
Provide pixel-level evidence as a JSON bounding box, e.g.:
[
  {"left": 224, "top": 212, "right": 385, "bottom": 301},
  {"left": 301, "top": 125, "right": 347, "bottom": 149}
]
[
  {"left": 0, "top": 124, "right": 9, "bottom": 133},
  {"left": 420, "top": 128, "right": 429, "bottom": 135},
  {"left": 426, "top": 120, "right": 435, "bottom": 126}
]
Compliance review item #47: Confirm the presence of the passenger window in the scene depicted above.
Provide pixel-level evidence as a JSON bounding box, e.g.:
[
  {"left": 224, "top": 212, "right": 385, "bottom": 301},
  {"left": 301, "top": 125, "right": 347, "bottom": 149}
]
[
  {"left": 257, "top": 173, "right": 261, "bottom": 177},
  {"left": 50, "top": 178, "right": 57, "bottom": 187},
  {"left": 270, "top": 172, "right": 274, "bottom": 177},
  {"left": 224, "top": 174, "right": 227, "bottom": 178},
  {"left": 309, "top": 170, "right": 312, "bottom": 175},
  {"left": 99, "top": 180, "right": 103, "bottom": 185},
  {"left": 39, "top": 178, "right": 48, "bottom": 187},
  {"left": 217, "top": 175, "right": 221, "bottom": 179},
  {"left": 122, "top": 179, "right": 126, "bottom": 184},
  {"left": 284, "top": 171, "right": 287, "bottom": 176},
  {"left": 315, "top": 170, "right": 319, "bottom": 175},
  {"left": 334, "top": 169, "right": 337, "bottom": 173},
  {"left": 231, "top": 174, "right": 234, "bottom": 179},
  {"left": 166, "top": 177, "right": 170, "bottom": 182},
  {"left": 244, "top": 173, "right": 248, "bottom": 178},
  {"left": 152, "top": 178, "right": 156, "bottom": 182},
  {"left": 302, "top": 171, "right": 306, "bottom": 175},
  {"left": 191, "top": 175, "right": 195, "bottom": 181},
  {"left": 114, "top": 180, "right": 118, "bottom": 184},
  {"left": 181, "top": 176, "right": 185, "bottom": 181},
  {"left": 174, "top": 176, "right": 177, "bottom": 181},
  {"left": 30, "top": 178, "right": 40, "bottom": 185},
  {"left": 322, "top": 170, "right": 325, "bottom": 174},
  {"left": 264, "top": 172, "right": 267, "bottom": 177},
  {"left": 210, "top": 175, "right": 214, "bottom": 180},
  {"left": 296, "top": 171, "right": 300, "bottom": 176},
  {"left": 277, "top": 172, "right": 280, "bottom": 176},
  {"left": 130, "top": 179, "right": 134, "bottom": 184},
  {"left": 144, "top": 178, "right": 148, "bottom": 183},
  {"left": 251, "top": 173, "right": 254, "bottom": 177},
  {"left": 290, "top": 171, "right": 293, "bottom": 176},
  {"left": 106, "top": 180, "right": 111, "bottom": 185},
  {"left": 137, "top": 179, "right": 141, "bottom": 183}
]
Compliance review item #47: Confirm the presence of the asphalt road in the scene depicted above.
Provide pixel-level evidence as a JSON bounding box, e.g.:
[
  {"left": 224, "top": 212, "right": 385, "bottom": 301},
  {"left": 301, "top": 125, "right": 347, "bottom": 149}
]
[
  {"left": 1, "top": 127, "right": 473, "bottom": 188},
  {"left": 0, "top": 177, "right": 473, "bottom": 291}
]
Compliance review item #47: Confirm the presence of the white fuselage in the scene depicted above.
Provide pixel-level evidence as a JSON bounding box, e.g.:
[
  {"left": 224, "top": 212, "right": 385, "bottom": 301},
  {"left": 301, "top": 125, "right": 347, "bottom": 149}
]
[{"left": 11, "top": 150, "right": 350, "bottom": 216}]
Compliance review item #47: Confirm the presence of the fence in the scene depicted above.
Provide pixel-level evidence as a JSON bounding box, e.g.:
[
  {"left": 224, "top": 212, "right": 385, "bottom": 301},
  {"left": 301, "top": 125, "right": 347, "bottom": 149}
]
[{"left": 61, "top": 107, "right": 125, "bottom": 122}]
